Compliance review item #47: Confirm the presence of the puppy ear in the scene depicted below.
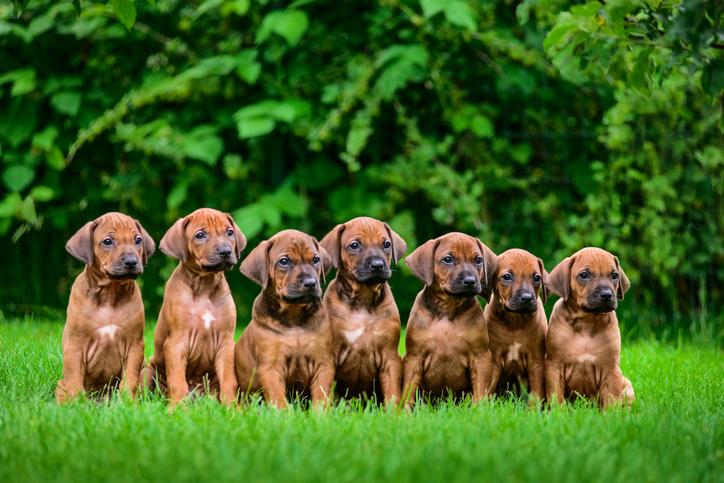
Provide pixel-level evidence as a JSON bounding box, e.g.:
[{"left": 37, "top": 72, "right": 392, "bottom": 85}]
[
  {"left": 384, "top": 223, "right": 407, "bottom": 266},
  {"left": 315, "top": 241, "right": 333, "bottom": 285},
  {"left": 226, "top": 214, "right": 247, "bottom": 259},
  {"left": 134, "top": 219, "right": 156, "bottom": 266},
  {"left": 404, "top": 239, "right": 438, "bottom": 286},
  {"left": 319, "top": 223, "right": 345, "bottom": 269},
  {"left": 66, "top": 221, "right": 97, "bottom": 265},
  {"left": 537, "top": 257, "right": 550, "bottom": 305},
  {"left": 613, "top": 255, "right": 630, "bottom": 301},
  {"left": 475, "top": 238, "right": 498, "bottom": 303},
  {"left": 160, "top": 218, "right": 189, "bottom": 262},
  {"left": 546, "top": 256, "right": 574, "bottom": 301},
  {"left": 240, "top": 240, "right": 271, "bottom": 288}
]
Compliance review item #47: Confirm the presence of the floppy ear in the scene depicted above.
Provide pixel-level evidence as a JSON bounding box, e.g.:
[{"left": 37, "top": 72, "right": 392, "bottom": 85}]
[
  {"left": 315, "top": 242, "right": 333, "bottom": 285},
  {"left": 226, "top": 214, "right": 247, "bottom": 258},
  {"left": 404, "top": 238, "right": 438, "bottom": 286},
  {"left": 384, "top": 223, "right": 407, "bottom": 266},
  {"left": 475, "top": 238, "right": 498, "bottom": 303},
  {"left": 613, "top": 255, "right": 630, "bottom": 301},
  {"left": 66, "top": 221, "right": 97, "bottom": 265},
  {"left": 546, "top": 256, "right": 575, "bottom": 301},
  {"left": 160, "top": 218, "right": 189, "bottom": 262},
  {"left": 240, "top": 240, "right": 271, "bottom": 288},
  {"left": 319, "top": 223, "right": 345, "bottom": 269},
  {"left": 537, "top": 257, "right": 550, "bottom": 305},
  {"left": 134, "top": 219, "right": 156, "bottom": 266}
]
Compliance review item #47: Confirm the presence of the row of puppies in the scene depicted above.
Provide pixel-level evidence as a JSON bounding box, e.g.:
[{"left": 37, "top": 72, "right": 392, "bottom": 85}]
[{"left": 56, "top": 209, "right": 634, "bottom": 410}]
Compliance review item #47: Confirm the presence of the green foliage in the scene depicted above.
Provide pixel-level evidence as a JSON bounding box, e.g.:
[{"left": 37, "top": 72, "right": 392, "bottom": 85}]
[{"left": 0, "top": 0, "right": 721, "bottom": 335}]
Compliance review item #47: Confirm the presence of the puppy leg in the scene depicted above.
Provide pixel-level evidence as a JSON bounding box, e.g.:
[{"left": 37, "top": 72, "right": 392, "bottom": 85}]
[
  {"left": 489, "top": 361, "right": 502, "bottom": 397},
  {"left": 164, "top": 339, "right": 189, "bottom": 407},
  {"left": 310, "top": 361, "right": 335, "bottom": 409},
  {"left": 215, "top": 340, "right": 239, "bottom": 406},
  {"left": 120, "top": 342, "right": 145, "bottom": 399},
  {"left": 56, "top": 346, "right": 85, "bottom": 404},
  {"left": 601, "top": 371, "right": 632, "bottom": 410},
  {"left": 621, "top": 376, "right": 635, "bottom": 407},
  {"left": 470, "top": 351, "right": 494, "bottom": 403},
  {"left": 545, "top": 360, "right": 565, "bottom": 406},
  {"left": 379, "top": 350, "right": 403, "bottom": 405},
  {"left": 259, "top": 366, "right": 288, "bottom": 410},
  {"left": 527, "top": 360, "right": 546, "bottom": 407},
  {"left": 401, "top": 354, "right": 423, "bottom": 408}
]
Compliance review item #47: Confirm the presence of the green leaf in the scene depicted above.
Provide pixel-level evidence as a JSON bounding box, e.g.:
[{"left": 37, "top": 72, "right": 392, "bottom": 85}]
[
  {"left": 181, "top": 127, "right": 225, "bottom": 166},
  {"left": 0, "top": 68, "right": 37, "bottom": 97},
  {"left": 0, "top": 98, "right": 38, "bottom": 148},
  {"left": 420, "top": 0, "right": 446, "bottom": 17},
  {"left": 443, "top": 1, "right": 478, "bottom": 31},
  {"left": 543, "top": 24, "right": 578, "bottom": 50},
  {"left": 2, "top": 165, "right": 35, "bottom": 192},
  {"left": 111, "top": 0, "right": 137, "bottom": 30},
  {"left": 604, "top": 0, "right": 644, "bottom": 22},
  {"left": 46, "top": 146, "right": 66, "bottom": 171},
  {"left": 236, "top": 117, "right": 276, "bottom": 139},
  {"left": 50, "top": 92, "right": 82, "bottom": 116},
  {"left": 166, "top": 182, "right": 188, "bottom": 209},
  {"left": 701, "top": 60, "right": 724, "bottom": 96},
  {"left": 32, "top": 126, "right": 59, "bottom": 152},
  {"left": 236, "top": 62, "right": 262, "bottom": 85},
  {"left": 29, "top": 185, "right": 55, "bottom": 202},
  {"left": 192, "top": 0, "right": 224, "bottom": 20},
  {"left": 287, "top": 0, "right": 317, "bottom": 9},
  {"left": 571, "top": 1, "right": 602, "bottom": 18},
  {"left": 231, "top": 204, "right": 265, "bottom": 239},
  {"left": 20, "top": 196, "right": 37, "bottom": 224},
  {"left": 470, "top": 114, "right": 494, "bottom": 137},
  {"left": 256, "top": 10, "right": 309, "bottom": 47},
  {"left": 631, "top": 47, "right": 653, "bottom": 96},
  {"left": 516, "top": 0, "right": 539, "bottom": 25},
  {"left": 0, "top": 193, "right": 22, "bottom": 218}
]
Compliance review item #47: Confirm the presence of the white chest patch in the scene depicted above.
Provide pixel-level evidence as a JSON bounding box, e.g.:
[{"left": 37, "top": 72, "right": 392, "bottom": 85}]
[
  {"left": 202, "top": 310, "right": 216, "bottom": 329},
  {"left": 578, "top": 353, "right": 596, "bottom": 363},
  {"left": 345, "top": 328, "right": 364, "bottom": 343},
  {"left": 97, "top": 325, "right": 119, "bottom": 340},
  {"left": 506, "top": 342, "right": 522, "bottom": 362}
]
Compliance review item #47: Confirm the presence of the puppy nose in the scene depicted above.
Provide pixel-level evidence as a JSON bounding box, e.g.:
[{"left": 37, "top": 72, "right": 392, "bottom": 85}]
[
  {"left": 123, "top": 257, "right": 138, "bottom": 269},
  {"left": 599, "top": 288, "right": 613, "bottom": 301},
  {"left": 462, "top": 275, "right": 477, "bottom": 286},
  {"left": 301, "top": 277, "right": 318, "bottom": 289},
  {"left": 218, "top": 246, "right": 232, "bottom": 258},
  {"left": 519, "top": 292, "right": 534, "bottom": 303},
  {"left": 369, "top": 259, "right": 385, "bottom": 271}
]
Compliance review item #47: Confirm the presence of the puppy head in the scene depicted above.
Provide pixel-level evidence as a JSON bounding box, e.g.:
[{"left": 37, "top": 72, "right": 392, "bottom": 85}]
[
  {"left": 320, "top": 216, "right": 407, "bottom": 286},
  {"left": 546, "top": 247, "right": 630, "bottom": 313},
  {"left": 405, "top": 232, "right": 498, "bottom": 302},
  {"left": 493, "top": 249, "right": 549, "bottom": 314},
  {"left": 160, "top": 208, "right": 246, "bottom": 272},
  {"left": 240, "top": 229, "right": 332, "bottom": 303},
  {"left": 66, "top": 212, "right": 156, "bottom": 279}
]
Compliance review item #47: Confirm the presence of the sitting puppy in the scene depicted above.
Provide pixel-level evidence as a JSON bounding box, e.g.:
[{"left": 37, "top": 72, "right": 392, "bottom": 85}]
[
  {"left": 484, "top": 249, "right": 549, "bottom": 403},
  {"left": 544, "top": 247, "right": 635, "bottom": 409},
  {"left": 235, "top": 230, "right": 335, "bottom": 410},
  {"left": 402, "top": 233, "right": 498, "bottom": 405},
  {"left": 57, "top": 212, "right": 155, "bottom": 403},
  {"left": 320, "top": 217, "right": 407, "bottom": 404},
  {"left": 141, "top": 208, "right": 246, "bottom": 407}
]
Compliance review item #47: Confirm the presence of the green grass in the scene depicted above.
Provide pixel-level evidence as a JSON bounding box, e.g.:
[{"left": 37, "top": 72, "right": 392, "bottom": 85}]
[{"left": 1, "top": 317, "right": 723, "bottom": 483}]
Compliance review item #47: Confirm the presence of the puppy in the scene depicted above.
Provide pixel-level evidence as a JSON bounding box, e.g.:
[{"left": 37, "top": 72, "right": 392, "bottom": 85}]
[
  {"left": 544, "top": 247, "right": 635, "bottom": 409},
  {"left": 141, "top": 208, "right": 246, "bottom": 407},
  {"left": 235, "top": 230, "right": 335, "bottom": 410},
  {"left": 320, "top": 217, "right": 407, "bottom": 404},
  {"left": 484, "top": 249, "right": 549, "bottom": 403},
  {"left": 402, "top": 233, "right": 498, "bottom": 405},
  {"left": 56, "top": 212, "right": 155, "bottom": 403}
]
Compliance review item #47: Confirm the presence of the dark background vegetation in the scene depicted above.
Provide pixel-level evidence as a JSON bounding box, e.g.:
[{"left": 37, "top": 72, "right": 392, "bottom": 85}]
[{"left": 1, "top": 0, "right": 722, "bottom": 342}]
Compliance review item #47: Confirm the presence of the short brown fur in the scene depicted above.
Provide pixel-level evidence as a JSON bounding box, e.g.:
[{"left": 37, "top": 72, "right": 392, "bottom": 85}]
[
  {"left": 402, "top": 233, "right": 498, "bottom": 405},
  {"left": 544, "top": 247, "right": 634, "bottom": 409},
  {"left": 56, "top": 212, "right": 155, "bottom": 403}
]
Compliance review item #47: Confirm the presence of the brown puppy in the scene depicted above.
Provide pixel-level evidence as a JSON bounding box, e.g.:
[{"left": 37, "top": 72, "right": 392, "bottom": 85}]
[
  {"left": 320, "top": 217, "right": 407, "bottom": 404},
  {"left": 402, "top": 233, "right": 498, "bottom": 405},
  {"left": 141, "top": 208, "right": 246, "bottom": 407},
  {"left": 485, "top": 249, "right": 549, "bottom": 403},
  {"left": 235, "top": 229, "right": 335, "bottom": 410},
  {"left": 56, "top": 212, "right": 155, "bottom": 403},
  {"left": 544, "top": 247, "right": 635, "bottom": 409}
]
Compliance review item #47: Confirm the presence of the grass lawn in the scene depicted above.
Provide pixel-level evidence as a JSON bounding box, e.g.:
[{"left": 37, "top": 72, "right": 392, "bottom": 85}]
[{"left": 1, "top": 317, "right": 723, "bottom": 483}]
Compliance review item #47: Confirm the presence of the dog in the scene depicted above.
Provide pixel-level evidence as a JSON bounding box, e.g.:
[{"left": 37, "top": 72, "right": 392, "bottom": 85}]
[
  {"left": 544, "top": 247, "right": 634, "bottom": 409},
  {"left": 402, "top": 232, "right": 498, "bottom": 405},
  {"left": 56, "top": 212, "right": 155, "bottom": 403},
  {"left": 235, "top": 229, "right": 335, "bottom": 410},
  {"left": 484, "top": 249, "right": 549, "bottom": 403},
  {"left": 141, "top": 208, "right": 246, "bottom": 407},
  {"left": 320, "top": 217, "right": 407, "bottom": 404}
]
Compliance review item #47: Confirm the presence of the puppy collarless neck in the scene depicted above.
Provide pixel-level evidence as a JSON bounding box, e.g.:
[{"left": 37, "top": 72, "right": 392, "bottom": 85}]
[
  {"left": 82, "top": 266, "right": 137, "bottom": 307},
  {"left": 257, "top": 289, "right": 323, "bottom": 328},
  {"left": 178, "top": 263, "right": 226, "bottom": 294},
  {"left": 334, "top": 273, "right": 388, "bottom": 310},
  {"left": 561, "top": 301, "right": 615, "bottom": 333},
  {"left": 488, "top": 295, "right": 533, "bottom": 329},
  {"left": 422, "top": 287, "right": 477, "bottom": 320}
]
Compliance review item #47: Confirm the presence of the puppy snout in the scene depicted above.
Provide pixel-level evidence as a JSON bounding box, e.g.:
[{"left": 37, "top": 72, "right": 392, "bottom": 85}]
[
  {"left": 518, "top": 291, "right": 534, "bottom": 303},
  {"left": 123, "top": 256, "right": 138, "bottom": 269},
  {"left": 369, "top": 258, "right": 385, "bottom": 271},
  {"left": 217, "top": 246, "right": 232, "bottom": 259},
  {"left": 599, "top": 288, "right": 613, "bottom": 301},
  {"left": 462, "top": 274, "right": 478, "bottom": 287},
  {"left": 301, "top": 277, "right": 318, "bottom": 289}
]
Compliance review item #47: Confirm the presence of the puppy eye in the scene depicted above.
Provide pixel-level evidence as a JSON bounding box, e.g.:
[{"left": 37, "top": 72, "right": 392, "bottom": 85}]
[
  {"left": 579, "top": 271, "right": 589, "bottom": 279},
  {"left": 134, "top": 236, "right": 142, "bottom": 245},
  {"left": 383, "top": 240, "right": 391, "bottom": 249},
  {"left": 612, "top": 272, "right": 619, "bottom": 280},
  {"left": 227, "top": 229, "right": 234, "bottom": 237},
  {"left": 502, "top": 273, "right": 512, "bottom": 281},
  {"left": 102, "top": 238, "right": 113, "bottom": 246},
  {"left": 195, "top": 232, "right": 205, "bottom": 240},
  {"left": 533, "top": 274, "right": 541, "bottom": 283},
  {"left": 349, "top": 242, "right": 360, "bottom": 250},
  {"left": 442, "top": 256, "right": 453, "bottom": 264},
  {"left": 279, "top": 258, "right": 290, "bottom": 266},
  {"left": 475, "top": 256, "right": 483, "bottom": 265},
  {"left": 313, "top": 256, "right": 321, "bottom": 265}
]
